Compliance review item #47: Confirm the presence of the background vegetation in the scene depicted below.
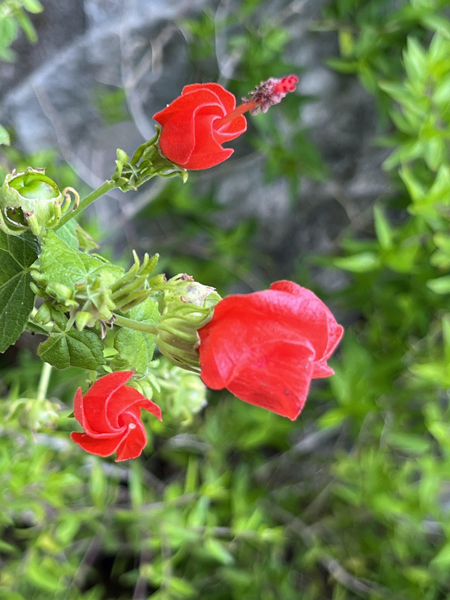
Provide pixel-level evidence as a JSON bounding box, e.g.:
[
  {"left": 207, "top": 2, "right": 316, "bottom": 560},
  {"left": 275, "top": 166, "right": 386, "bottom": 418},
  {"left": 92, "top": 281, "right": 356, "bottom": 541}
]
[{"left": 2, "top": 0, "right": 450, "bottom": 598}]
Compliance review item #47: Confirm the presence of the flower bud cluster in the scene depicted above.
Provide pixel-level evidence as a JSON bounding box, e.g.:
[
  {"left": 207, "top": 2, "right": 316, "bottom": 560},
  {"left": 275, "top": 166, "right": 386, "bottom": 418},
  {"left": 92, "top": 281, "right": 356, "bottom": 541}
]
[{"left": 31, "top": 251, "right": 159, "bottom": 334}]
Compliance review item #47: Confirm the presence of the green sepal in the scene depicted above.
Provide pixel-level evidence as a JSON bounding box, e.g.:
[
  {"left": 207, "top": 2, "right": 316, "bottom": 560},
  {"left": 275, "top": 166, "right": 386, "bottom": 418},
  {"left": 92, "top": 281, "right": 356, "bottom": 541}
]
[{"left": 112, "top": 129, "right": 188, "bottom": 191}]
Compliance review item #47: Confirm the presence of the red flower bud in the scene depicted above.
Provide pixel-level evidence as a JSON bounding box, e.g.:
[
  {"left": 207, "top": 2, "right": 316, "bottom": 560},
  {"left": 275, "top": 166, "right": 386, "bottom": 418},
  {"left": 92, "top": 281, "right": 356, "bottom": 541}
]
[
  {"left": 70, "top": 371, "right": 162, "bottom": 461},
  {"left": 153, "top": 76, "right": 298, "bottom": 171},
  {"left": 198, "top": 281, "right": 343, "bottom": 420}
]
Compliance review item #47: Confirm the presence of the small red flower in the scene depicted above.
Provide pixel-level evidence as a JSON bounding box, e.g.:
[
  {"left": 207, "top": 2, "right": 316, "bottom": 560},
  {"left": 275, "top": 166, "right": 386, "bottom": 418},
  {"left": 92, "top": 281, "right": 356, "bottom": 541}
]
[
  {"left": 70, "top": 371, "right": 162, "bottom": 462},
  {"left": 153, "top": 76, "right": 298, "bottom": 170},
  {"left": 198, "top": 281, "right": 343, "bottom": 420}
]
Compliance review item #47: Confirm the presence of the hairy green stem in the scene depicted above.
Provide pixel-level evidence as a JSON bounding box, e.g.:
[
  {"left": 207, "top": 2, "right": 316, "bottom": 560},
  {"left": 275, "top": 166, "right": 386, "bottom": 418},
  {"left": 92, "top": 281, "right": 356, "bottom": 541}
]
[
  {"left": 113, "top": 314, "right": 157, "bottom": 335},
  {"left": 55, "top": 179, "right": 117, "bottom": 230},
  {"left": 37, "top": 361, "right": 52, "bottom": 401}
]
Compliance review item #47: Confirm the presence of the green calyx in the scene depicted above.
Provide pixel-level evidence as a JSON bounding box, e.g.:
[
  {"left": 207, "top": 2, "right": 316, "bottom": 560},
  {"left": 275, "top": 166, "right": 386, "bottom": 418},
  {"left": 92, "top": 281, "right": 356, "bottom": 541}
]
[
  {"left": 153, "top": 274, "right": 221, "bottom": 372},
  {"left": 112, "top": 129, "right": 188, "bottom": 192},
  {"left": 0, "top": 168, "right": 78, "bottom": 237}
]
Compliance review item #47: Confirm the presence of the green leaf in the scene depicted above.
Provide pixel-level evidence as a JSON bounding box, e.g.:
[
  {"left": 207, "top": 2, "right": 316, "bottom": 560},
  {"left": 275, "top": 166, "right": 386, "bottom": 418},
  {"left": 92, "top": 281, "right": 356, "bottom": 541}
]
[
  {"left": 333, "top": 252, "right": 380, "bottom": 272},
  {"left": 431, "top": 542, "right": 450, "bottom": 570},
  {"left": 38, "top": 311, "right": 105, "bottom": 369},
  {"left": 22, "top": 0, "right": 44, "bottom": 13},
  {"left": 204, "top": 538, "right": 235, "bottom": 565},
  {"left": 374, "top": 205, "right": 393, "bottom": 250},
  {"left": 426, "top": 275, "right": 450, "bottom": 295},
  {"left": 37, "top": 231, "right": 122, "bottom": 289},
  {"left": 55, "top": 220, "right": 79, "bottom": 249},
  {"left": 0, "top": 124, "right": 10, "bottom": 146},
  {"left": 0, "top": 230, "right": 39, "bottom": 352},
  {"left": 15, "top": 10, "right": 37, "bottom": 43},
  {"left": 114, "top": 297, "right": 159, "bottom": 374}
]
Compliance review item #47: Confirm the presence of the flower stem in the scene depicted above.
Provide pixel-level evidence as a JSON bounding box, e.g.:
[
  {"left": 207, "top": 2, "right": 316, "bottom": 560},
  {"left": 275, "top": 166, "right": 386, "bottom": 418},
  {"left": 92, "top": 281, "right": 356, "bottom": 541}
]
[
  {"left": 55, "top": 179, "right": 117, "bottom": 230},
  {"left": 113, "top": 314, "right": 158, "bottom": 335},
  {"left": 37, "top": 362, "right": 52, "bottom": 401}
]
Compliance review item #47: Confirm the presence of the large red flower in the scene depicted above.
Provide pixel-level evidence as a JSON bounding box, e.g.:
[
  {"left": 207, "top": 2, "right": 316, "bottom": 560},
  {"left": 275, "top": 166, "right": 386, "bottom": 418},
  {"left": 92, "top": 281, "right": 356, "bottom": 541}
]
[
  {"left": 70, "top": 371, "right": 161, "bottom": 462},
  {"left": 198, "top": 281, "right": 343, "bottom": 420},
  {"left": 153, "top": 83, "right": 247, "bottom": 170}
]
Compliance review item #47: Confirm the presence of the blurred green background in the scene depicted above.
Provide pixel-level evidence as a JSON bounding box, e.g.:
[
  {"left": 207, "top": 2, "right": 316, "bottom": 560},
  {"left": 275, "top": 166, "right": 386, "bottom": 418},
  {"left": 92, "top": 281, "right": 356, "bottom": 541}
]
[{"left": 2, "top": 0, "right": 450, "bottom": 598}]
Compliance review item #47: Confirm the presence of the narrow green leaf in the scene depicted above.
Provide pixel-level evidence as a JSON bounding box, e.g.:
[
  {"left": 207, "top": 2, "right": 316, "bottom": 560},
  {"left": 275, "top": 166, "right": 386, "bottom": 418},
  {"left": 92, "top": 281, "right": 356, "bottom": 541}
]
[
  {"left": 0, "top": 124, "right": 10, "bottom": 146},
  {"left": 426, "top": 275, "right": 450, "bottom": 295},
  {"left": 0, "top": 231, "right": 39, "bottom": 352},
  {"left": 22, "top": 0, "right": 44, "bottom": 13},
  {"left": 333, "top": 252, "right": 380, "bottom": 273},
  {"left": 374, "top": 205, "right": 393, "bottom": 250}
]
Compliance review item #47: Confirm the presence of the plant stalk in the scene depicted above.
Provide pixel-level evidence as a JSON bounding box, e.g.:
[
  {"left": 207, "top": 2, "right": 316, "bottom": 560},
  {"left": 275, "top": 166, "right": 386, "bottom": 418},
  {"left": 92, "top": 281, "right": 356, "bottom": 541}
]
[
  {"left": 37, "top": 361, "right": 52, "bottom": 401},
  {"left": 55, "top": 179, "right": 117, "bottom": 230},
  {"left": 113, "top": 314, "right": 158, "bottom": 335}
]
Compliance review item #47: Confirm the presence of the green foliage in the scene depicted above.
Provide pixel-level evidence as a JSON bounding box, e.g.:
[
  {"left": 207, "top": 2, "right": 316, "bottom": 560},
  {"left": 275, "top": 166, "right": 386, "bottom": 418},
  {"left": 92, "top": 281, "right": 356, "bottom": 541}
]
[
  {"left": 114, "top": 297, "right": 159, "bottom": 374},
  {"left": 4, "top": 0, "right": 450, "bottom": 598},
  {"left": 0, "top": 0, "right": 43, "bottom": 62},
  {"left": 0, "top": 229, "right": 39, "bottom": 351},
  {"left": 0, "top": 124, "right": 10, "bottom": 145},
  {"left": 37, "top": 309, "right": 105, "bottom": 370}
]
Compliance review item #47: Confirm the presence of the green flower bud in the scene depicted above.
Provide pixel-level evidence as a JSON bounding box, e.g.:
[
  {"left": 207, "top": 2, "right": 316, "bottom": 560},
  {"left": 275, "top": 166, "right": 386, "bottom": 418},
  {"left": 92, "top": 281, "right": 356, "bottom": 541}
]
[
  {"left": 0, "top": 168, "right": 77, "bottom": 237},
  {"left": 153, "top": 273, "right": 221, "bottom": 311},
  {"left": 8, "top": 398, "right": 60, "bottom": 432}
]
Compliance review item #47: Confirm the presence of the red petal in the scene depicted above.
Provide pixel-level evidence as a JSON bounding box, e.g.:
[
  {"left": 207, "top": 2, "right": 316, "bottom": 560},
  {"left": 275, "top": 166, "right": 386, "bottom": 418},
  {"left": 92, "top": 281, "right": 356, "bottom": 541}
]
[
  {"left": 154, "top": 89, "right": 225, "bottom": 166},
  {"left": 182, "top": 83, "right": 236, "bottom": 113},
  {"left": 209, "top": 287, "right": 331, "bottom": 360},
  {"left": 312, "top": 362, "right": 335, "bottom": 378},
  {"left": 114, "top": 418, "right": 147, "bottom": 461},
  {"left": 224, "top": 340, "right": 315, "bottom": 420},
  {"left": 106, "top": 386, "right": 162, "bottom": 428},
  {"left": 81, "top": 371, "right": 134, "bottom": 435},
  {"left": 271, "top": 281, "right": 344, "bottom": 361},
  {"left": 73, "top": 387, "right": 85, "bottom": 430},
  {"left": 70, "top": 431, "right": 124, "bottom": 457}
]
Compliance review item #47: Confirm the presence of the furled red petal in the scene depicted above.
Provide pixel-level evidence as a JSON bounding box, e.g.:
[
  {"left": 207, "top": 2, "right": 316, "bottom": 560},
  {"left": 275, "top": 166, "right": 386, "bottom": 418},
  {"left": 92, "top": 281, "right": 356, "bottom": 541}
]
[
  {"left": 81, "top": 371, "right": 134, "bottom": 435},
  {"left": 213, "top": 114, "right": 247, "bottom": 143},
  {"left": 114, "top": 417, "right": 147, "bottom": 462},
  {"left": 154, "top": 89, "right": 225, "bottom": 166},
  {"left": 70, "top": 431, "right": 125, "bottom": 457},
  {"left": 223, "top": 340, "right": 315, "bottom": 420},
  {"left": 182, "top": 83, "right": 236, "bottom": 113},
  {"left": 106, "top": 386, "right": 162, "bottom": 428},
  {"left": 154, "top": 84, "right": 247, "bottom": 170},
  {"left": 71, "top": 371, "right": 162, "bottom": 461}
]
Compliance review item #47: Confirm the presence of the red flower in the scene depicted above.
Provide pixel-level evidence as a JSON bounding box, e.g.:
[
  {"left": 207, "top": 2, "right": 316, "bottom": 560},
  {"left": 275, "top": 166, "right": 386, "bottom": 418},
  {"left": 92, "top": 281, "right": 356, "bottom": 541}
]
[
  {"left": 153, "top": 83, "right": 247, "bottom": 170},
  {"left": 70, "top": 371, "right": 162, "bottom": 461},
  {"left": 153, "top": 76, "right": 298, "bottom": 170},
  {"left": 198, "top": 281, "right": 343, "bottom": 420}
]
